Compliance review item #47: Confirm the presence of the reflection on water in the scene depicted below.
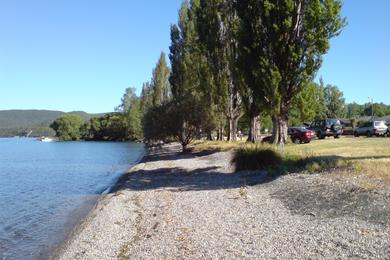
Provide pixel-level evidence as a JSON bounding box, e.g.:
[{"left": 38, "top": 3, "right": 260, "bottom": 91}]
[{"left": 0, "top": 138, "right": 144, "bottom": 259}]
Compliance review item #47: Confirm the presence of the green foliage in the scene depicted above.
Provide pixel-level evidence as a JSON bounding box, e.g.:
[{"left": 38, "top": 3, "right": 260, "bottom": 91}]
[
  {"left": 324, "top": 84, "right": 347, "bottom": 118},
  {"left": 162, "top": 0, "right": 217, "bottom": 150},
  {"left": 125, "top": 98, "right": 143, "bottom": 140},
  {"left": 236, "top": 0, "right": 346, "bottom": 144},
  {"left": 151, "top": 52, "right": 171, "bottom": 107},
  {"left": 116, "top": 87, "right": 143, "bottom": 140},
  {"left": 143, "top": 96, "right": 209, "bottom": 151},
  {"left": 363, "top": 102, "right": 390, "bottom": 117},
  {"left": 81, "top": 113, "right": 128, "bottom": 141},
  {"left": 347, "top": 102, "right": 390, "bottom": 119},
  {"left": 290, "top": 82, "right": 327, "bottom": 125},
  {"left": 52, "top": 87, "right": 145, "bottom": 142},
  {"left": 116, "top": 87, "right": 137, "bottom": 112},
  {"left": 140, "top": 82, "right": 153, "bottom": 115},
  {"left": 347, "top": 102, "right": 364, "bottom": 119},
  {"left": 196, "top": 0, "right": 243, "bottom": 131},
  {"left": 143, "top": 102, "right": 180, "bottom": 143},
  {"left": 232, "top": 144, "right": 351, "bottom": 176},
  {"left": 260, "top": 114, "right": 273, "bottom": 133},
  {"left": 51, "top": 114, "right": 84, "bottom": 141},
  {"left": 232, "top": 145, "right": 283, "bottom": 171}
]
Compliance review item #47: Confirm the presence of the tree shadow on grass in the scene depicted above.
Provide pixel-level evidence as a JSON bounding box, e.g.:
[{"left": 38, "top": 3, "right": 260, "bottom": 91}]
[{"left": 283, "top": 154, "right": 390, "bottom": 172}]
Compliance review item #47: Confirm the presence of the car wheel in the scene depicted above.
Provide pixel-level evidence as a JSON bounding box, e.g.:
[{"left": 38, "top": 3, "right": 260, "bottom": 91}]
[
  {"left": 367, "top": 131, "right": 372, "bottom": 137},
  {"left": 334, "top": 135, "right": 340, "bottom": 139},
  {"left": 294, "top": 138, "right": 301, "bottom": 144},
  {"left": 354, "top": 132, "right": 359, "bottom": 137}
]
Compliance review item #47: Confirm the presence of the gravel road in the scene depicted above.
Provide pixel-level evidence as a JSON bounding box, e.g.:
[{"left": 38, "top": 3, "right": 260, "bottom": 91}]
[{"left": 56, "top": 143, "right": 389, "bottom": 259}]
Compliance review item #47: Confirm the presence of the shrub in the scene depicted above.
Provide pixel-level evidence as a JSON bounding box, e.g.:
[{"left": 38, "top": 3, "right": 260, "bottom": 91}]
[
  {"left": 232, "top": 145, "right": 353, "bottom": 176},
  {"left": 232, "top": 145, "right": 283, "bottom": 171}
]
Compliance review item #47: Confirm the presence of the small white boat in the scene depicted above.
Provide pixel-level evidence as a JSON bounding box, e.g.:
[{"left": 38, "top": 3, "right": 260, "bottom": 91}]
[{"left": 38, "top": 136, "right": 54, "bottom": 142}]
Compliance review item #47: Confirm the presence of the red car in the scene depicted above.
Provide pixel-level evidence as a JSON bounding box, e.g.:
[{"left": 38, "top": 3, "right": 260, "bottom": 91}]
[{"left": 288, "top": 127, "right": 316, "bottom": 144}]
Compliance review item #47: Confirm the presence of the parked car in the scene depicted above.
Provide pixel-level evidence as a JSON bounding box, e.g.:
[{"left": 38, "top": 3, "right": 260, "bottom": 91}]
[
  {"left": 353, "top": 121, "right": 388, "bottom": 137},
  {"left": 288, "top": 127, "right": 316, "bottom": 144},
  {"left": 307, "top": 119, "right": 343, "bottom": 139},
  {"left": 386, "top": 121, "right": 390, "bottom": 137}
]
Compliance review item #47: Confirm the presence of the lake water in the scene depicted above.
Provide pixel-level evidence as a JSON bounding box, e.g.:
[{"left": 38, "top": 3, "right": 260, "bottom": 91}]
[{"left": 0, "top": 138, "right": 144, "bottom": 259}]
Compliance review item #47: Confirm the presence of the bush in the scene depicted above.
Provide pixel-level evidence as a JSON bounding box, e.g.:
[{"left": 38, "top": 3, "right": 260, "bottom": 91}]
[
  {"left": 232, "top": 145, "right": 283, "bottom": 171},
  {"left": 232, "top": 145, "right": 352, "bottom": 175}
]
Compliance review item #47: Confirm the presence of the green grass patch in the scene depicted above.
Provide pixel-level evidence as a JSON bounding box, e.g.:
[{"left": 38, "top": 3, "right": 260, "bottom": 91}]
[
  {"left": 194, "top": 138, "right": 390, "bottom": 185},
  {"left": 232, "top": 144, "right": 355, "bottom": 176}
]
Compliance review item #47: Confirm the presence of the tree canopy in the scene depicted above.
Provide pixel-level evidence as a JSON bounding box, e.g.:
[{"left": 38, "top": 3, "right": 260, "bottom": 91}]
[
  {"left": 50, "top": 114, "right": 84, "bottom": 141},
  {"left": 236, "top": 0, "right": 345, "bottom": 143}
]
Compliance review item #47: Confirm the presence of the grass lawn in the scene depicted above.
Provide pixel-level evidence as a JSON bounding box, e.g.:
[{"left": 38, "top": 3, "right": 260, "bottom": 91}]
[{"left": 192, "top": 137, "right": 390, "bottom": 187}]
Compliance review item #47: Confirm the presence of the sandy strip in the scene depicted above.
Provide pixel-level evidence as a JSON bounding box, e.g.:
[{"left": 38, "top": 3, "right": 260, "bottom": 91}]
[{"left": 54, "top": 143, "right": 389, "bottom": 259}]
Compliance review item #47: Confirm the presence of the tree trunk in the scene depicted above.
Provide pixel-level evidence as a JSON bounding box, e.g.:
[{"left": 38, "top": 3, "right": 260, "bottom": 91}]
[
  {"left": 248, "top": 114, "right": 260, "bottom": 143},
  {"left": 233, "top": 117, "right": 239, "bottom": 141},
  {"left": 247, "top": 103, "right": 260, "bottom": 143},
  {"left": 217, "top": 122, "right": 224, "bottom": 141},
  {"left": 272, "top": 112, "right": 289, "bottom": 145},
  {"left": 181, "top": 142, "right": 188, "bottom": 152},
  {"left": 207, "top": 130, "right": 213, "bottom": 141},
  {"left": 225, "top": 74, "right": 242, "bottom": 142},
  {"left": 180, "top": 121, "right": 188, "bottom": 152},
  {"left": 227, "top": 118, "right": 234, "bottom": 142}
]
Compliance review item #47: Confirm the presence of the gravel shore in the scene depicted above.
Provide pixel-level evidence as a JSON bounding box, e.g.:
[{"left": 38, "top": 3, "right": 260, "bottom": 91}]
[{"left": 55, "top": 143, "right": 389, "bottom": 259}]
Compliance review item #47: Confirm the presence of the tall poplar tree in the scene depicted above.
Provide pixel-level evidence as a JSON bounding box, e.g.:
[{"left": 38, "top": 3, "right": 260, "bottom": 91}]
[
  {"left": 116, "top": 87, "right": 143, "bottom": 140},
  {"left": 324, "top": 84, "right": 347, "bottom": 118},
  {"left": 168, "top": 0, "right": 211, "bottom": 150},
  {"left": 151, "top": 52, "right": 171, "bottom": 107},
  {"left": 196, "top": 0, "right": 243, "bottom": 141},
  {"left": 236, "top": 0, "right": 346, "bottom": 144},
  {"left": 140, "top": 82, "right": 153, "bottom": 114}
]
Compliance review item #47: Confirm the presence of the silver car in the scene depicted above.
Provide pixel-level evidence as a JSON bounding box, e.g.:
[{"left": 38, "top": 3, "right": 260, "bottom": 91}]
[{"left": 354, "top": 121, "right": 388, "bottom": 137}]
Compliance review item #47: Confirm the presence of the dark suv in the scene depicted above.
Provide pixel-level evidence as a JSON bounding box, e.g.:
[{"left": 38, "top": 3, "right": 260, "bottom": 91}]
[{"left": 308, "top": 119, "right": 343, "bottom": 139}]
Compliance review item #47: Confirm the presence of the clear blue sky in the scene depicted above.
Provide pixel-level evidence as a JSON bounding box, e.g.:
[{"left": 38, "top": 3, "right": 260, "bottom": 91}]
[{"left": 0, "top": 1, "right": 389, "bottom": 113}]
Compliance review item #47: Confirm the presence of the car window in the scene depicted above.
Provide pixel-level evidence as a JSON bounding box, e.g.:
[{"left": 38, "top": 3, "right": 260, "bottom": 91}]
[
  {"left": 328, "top": 119, "right": 341, "bottom": 125},
  {"left": 374, "top": 121, "right": 385, "bottom": 127}
]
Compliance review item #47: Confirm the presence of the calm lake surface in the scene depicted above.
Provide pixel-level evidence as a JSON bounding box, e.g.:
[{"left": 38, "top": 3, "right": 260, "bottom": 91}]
[{"left": 0, "top": 138, "right": 144, "bottom": 259}]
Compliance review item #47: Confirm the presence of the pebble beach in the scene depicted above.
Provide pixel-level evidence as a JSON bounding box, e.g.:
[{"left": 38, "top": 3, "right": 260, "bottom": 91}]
[{"left": 55, "top": 143, "right": 390, "bottom": 259}]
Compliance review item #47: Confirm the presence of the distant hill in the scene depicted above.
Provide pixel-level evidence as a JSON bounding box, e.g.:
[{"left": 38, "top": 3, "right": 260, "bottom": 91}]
[{"left": 0, "top": 110, "right": 104, "bottom": 137}]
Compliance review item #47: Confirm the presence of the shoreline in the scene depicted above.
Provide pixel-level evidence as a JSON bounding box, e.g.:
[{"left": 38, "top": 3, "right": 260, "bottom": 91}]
[
  {"left": 54, "top": 143, "right": 389, "bottom": 259},
  {"left": 49, "top": 147, "right": 147, "bottom": 259}
]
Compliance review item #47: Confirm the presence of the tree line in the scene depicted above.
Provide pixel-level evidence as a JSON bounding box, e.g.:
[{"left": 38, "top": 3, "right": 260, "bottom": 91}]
[
  {"left": 52, "top": 1, "right": 387, "bottom": 147},
  {"left": 52, "top": 0, "right": 346, "bottom": 146},
  {"left": 141, "top": 0, "right": 346, "bottom": 149}
]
